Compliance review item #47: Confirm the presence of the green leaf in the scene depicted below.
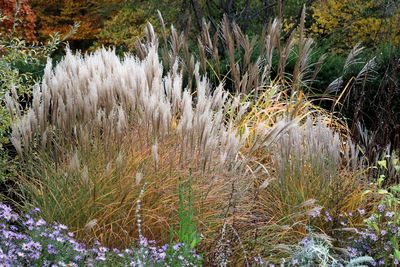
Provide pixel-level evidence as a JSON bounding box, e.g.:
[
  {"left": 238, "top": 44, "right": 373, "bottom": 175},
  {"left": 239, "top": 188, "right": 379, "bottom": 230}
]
[
  {"left": 378, "top": 189, "right": 389, "bottom": 195},
  {"left": 378, "top": 160, "right": 387, "bottom": 169},
  {"left": 394, "top": 249, "right": 400, "bottom": 260},
  {"left": 378, "top": 175, "right": 386, "bottom": 186},
  {"left": 371, "top": 222, "right": 379, "bottom": 233},
  {"left": 391, "top": 236, "right": 399, "bottom": 251},
  {"left": 362, "top": 189, "right": 372, "bottom": 195}
]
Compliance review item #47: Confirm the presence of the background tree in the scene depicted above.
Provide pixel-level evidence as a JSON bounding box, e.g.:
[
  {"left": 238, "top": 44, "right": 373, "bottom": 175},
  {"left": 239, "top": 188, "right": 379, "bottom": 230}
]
[
  {"left": 311, "top": 0, "right": 400, "bottom": 50},
  {"left": 0, "top": 0, "right": 36, "bottom": 41},
  {"left": 30, "top": 0, "right": 120, "bottom": 49}
]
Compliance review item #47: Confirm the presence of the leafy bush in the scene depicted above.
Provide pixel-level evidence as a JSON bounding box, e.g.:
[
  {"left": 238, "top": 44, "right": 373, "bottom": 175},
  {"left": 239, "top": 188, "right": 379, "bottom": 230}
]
[
  {"left": 0, "top": 16, "right": 77, "bottom": 183},
  {"left": 311, "top": 0, "right": 400, "bottom": 50}
]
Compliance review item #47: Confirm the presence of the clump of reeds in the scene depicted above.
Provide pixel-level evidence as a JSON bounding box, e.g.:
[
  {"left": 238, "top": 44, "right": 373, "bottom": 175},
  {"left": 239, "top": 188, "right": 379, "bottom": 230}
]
[{"left": 137, "top": 10, "right": 326, "bottom": 97}]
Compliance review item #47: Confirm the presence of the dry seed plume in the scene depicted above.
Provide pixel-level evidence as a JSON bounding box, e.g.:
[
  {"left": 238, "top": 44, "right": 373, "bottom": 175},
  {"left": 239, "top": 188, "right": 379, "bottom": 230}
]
[{"left": 10, "top": 41, "right": 287, "bottom": 175}]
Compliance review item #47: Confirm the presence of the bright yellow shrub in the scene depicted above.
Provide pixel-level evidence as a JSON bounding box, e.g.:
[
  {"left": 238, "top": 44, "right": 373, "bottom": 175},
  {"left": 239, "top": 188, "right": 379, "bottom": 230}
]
[{"left": 311, "top": 0, "right": 400, "bottom": 50}]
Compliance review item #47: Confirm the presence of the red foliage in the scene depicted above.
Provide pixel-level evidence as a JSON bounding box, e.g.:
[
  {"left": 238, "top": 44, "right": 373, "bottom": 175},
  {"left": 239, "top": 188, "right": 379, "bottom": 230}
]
[
  {"left": 0, "top": 0, "right": 36, "bottom": 41},
  {"left": 30, "top": 0, "right": 112, "bottom": 42}
]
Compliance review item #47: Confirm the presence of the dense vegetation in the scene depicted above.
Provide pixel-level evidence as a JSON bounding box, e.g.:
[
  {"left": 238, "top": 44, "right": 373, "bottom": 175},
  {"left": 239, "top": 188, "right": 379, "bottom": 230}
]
[{"left": 1, "top": 0, "right": 399, "bottom": 266}]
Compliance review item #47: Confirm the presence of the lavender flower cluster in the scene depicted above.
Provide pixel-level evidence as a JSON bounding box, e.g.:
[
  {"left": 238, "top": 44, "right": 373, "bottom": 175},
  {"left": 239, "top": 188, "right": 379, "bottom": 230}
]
[
  {"left": 347, "top": 203, "right": 400, "bottom": 266},
  {"left": 0, "top": 203, "right": 201, "bottom": 266}
]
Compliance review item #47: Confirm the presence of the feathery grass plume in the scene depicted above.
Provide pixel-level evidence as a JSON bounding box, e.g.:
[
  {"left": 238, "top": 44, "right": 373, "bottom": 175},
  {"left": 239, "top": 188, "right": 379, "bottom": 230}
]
[
  {"left": 325, "top": 44, "right": 365, "bottom": 96},
  {"left": 277, "top": 31, "right": 295, "bottom": 82},
  {"left": 292, "top": 38, "right": 314, "bottom": 91},
  {"left": 344, "top": 44, "right": 364, "bottom": 75},
  {"left": 156, "top": 10, "right": 168, "bottom": 46},
  {"left": 69, "top": 150, "right": 80, "bottom": 172},
  {"left": 355, "top": 57, "right": 378, "bottom": 85},
  {"left": 221, "top": 15, "right": 240, "bottom": 93},
  {"left": 81, "top": 165, "right": 89, "bottom": 185},
  {"left": 151, "top": 142, "right": 159, "bottom": 171},
  {"left": 149, "top": 13, "right": 330, "bottom": 97}
]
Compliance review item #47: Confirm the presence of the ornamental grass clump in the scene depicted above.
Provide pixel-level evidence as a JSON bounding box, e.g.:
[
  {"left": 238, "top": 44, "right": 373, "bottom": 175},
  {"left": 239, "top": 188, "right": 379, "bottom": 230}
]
[
  {"left": 232, "top": 118, "right": 374, "bottom": 263},
  {"left": 8, "top": 30, "right": 294, "bottom": 252}
]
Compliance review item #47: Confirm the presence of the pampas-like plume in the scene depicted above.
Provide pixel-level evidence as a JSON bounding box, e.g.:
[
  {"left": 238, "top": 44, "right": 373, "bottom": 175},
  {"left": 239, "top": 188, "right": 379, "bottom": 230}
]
[
  {"left": 151, "top": 142, "right": 159, "bottom": 171},
  {"left": 272, "top": 118, "right": 349, "bottom": 184}
]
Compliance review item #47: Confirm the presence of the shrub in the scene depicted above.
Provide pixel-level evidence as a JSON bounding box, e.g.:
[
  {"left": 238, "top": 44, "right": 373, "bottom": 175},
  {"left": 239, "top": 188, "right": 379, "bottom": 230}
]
[
  {"left": 311, "top": 0, "right": 400, "bottom": 50},
  {"left": 0, "top": 16, "right": 77, "bottom": 184}
]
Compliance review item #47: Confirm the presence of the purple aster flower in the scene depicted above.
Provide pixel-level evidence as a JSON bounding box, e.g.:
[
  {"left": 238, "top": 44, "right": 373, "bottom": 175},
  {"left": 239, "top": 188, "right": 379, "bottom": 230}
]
[
  {"left": 56, "top": 236, "right": 65, "bottom": 243},
  {"left": 30, "top": 251, "right": 40, "bottom": 260},
  {"left": 36, "top": 218, "right": 46, "bottom": 226},
  {"left": 21, "top": 242, "right": 30, "bottom": 251},
  {"left": 95, "top": 253, "right": 106, "bottom": 261},
  {"left": 378, "top": 204, "right": 385, "bottom": 213},
  {"left": 1, "top": 208, "right": 13, "bottom": 221},
  {"left": 139, "top": 237, "right": 148, "bottom": 247},
  {"left": 325, "top": 214, "right": 333, "bottom": 222},
  {"left": 357, "top": 208, "right": 365, "bottom": 215},
  {"left": 30, "top": 208, "right": 40, "bottom": 214},
  {"left": 385, "top": 211, "right": 394, "bottom": 218},
  {"left": 384, "top": 243, "right": 390, "bottom": 251},
  {"left": 124, "top": 248, "right": 132, "bottom": 254},
  {"left": 308, "top": 206, "right": 322, "bottom": 218},
  {"left": 99, "top": 246, "right": 108, "bottom": 253},
  {"left": 158, "top": 252, "right": 166, "bottom": 260},
  {"left": 370, "top": 233, "right": 378, "bottom": 241},
  {"left": 24, "top": 218, "right": 35, "bottom": 226},
  {"left": 58, "top": 224, "right": 68, "bottom": 230},
  {"left": 47, "top": 244, "right": 57, "bottom": 254},
  {"left": 347, "top": 246, "right": 358, "bottom": 257}
]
